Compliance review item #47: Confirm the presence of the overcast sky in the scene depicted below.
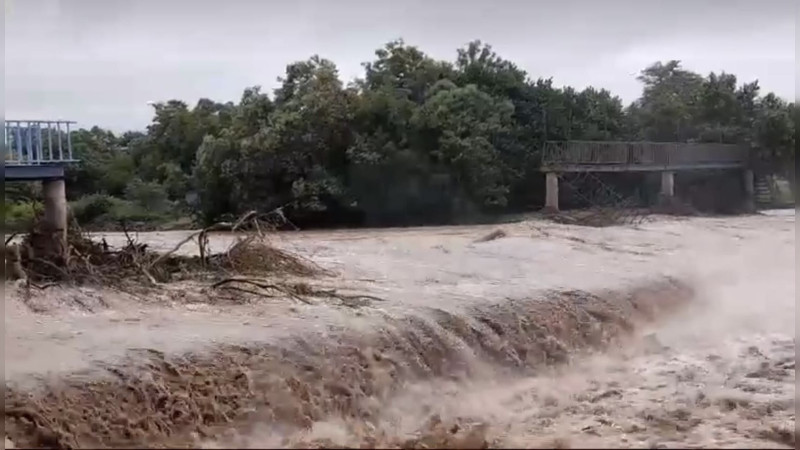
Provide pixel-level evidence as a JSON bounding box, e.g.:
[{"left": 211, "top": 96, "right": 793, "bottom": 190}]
[{"left": 5, "top": 0, "right": 797, "bottom": 132}]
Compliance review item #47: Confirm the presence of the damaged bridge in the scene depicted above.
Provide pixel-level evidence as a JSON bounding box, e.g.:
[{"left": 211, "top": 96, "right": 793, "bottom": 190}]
[{"left": 540, "top": 141, "right": 754, "bottom": 211}]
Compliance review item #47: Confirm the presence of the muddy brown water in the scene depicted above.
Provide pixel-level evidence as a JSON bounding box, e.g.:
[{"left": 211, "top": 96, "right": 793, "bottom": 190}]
[{"left": 4, "top": 212, "right": 795, "bottom": 448}]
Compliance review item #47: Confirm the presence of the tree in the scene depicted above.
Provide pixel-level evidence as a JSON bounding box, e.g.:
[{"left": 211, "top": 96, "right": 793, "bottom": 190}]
[
  {"left": 131, "top": 98, "right": 233, "bottom": 202},
  {"left": 752, "top": 94, "right": 795, "bottom": 178},
  {"left": 631, "top": 60, "right": 705, "bottom": 141},
  {"left": 38, "top": 44, "right": 794, "bottom": 228},
  {"left": 361, "top": 39, "right": 455, "bottom": 104},
  {"left": 65, "top": 127, "right": 137, "bottom": 199},
  {"left": 193, "top": 132, "right": 242, "bottom": 223},
  {"left": 414, "top": 84, "right": 514, "bottom": 208},
  {"left": 695, "top": 72, "right": 757, "bottom": 143}
]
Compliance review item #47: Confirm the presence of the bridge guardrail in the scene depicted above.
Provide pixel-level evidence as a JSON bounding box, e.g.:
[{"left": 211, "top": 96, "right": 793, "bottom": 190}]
[
  {"left": 543, "top": 141, "right": 750, "bottom": 168},
  {"left": 4, "top": 120, "right": 78, "bottom": 165}
]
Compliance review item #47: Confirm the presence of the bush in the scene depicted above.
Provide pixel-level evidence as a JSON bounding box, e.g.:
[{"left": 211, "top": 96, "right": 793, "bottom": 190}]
[
  {"left": 70, "top": 194, "right": 178, "bottom": 229},
  {"left": 108, "top": 200, "right": 171, "bottom": 224},
  {"left": 124, "top": 178, "right": 170, "bottom": 212},
  {"left": 3, "top": 201, "right": 42, "bottom": 231},
  {"left": 71, "top": 194, "right": 117, "bottom": 224}
]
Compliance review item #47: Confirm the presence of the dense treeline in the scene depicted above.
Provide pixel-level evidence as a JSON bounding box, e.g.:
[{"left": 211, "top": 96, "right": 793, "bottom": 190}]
[{"left": 5, "top": 41, "right": 797, "bottom": 229}]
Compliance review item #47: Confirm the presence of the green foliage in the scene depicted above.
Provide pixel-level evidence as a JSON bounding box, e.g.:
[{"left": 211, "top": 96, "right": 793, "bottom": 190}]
[
  {"left": 106, "top": 200, "right": 173, "bottom": 225},
  {"left": 414, "top": 84, "right": 514, "bottom": 207},
  {"left": 70, "top": 194, "right": 117, "bottom": 224},
  {"left": 50, "top": 42, "right": 794, "bottom": 229},
  {"left": 4, "top": 182, "right": 40, "bottom": 204},
  {"left": 65, "top": 128, "right": 136, "bottom": 198},
  {"left": 70, "top": 193, "right": 178, "bottom": 229},
  {"left": 123, "top": 178, "right": 170, "bottom": 212},
  {"left": 3, "top": 201, "right": 43, "bottom": 231}
]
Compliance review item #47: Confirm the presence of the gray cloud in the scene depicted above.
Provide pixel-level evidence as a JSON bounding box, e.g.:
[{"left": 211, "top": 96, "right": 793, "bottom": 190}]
[{"left": 5, "top": 0, "right": 796, "bottom": 132}]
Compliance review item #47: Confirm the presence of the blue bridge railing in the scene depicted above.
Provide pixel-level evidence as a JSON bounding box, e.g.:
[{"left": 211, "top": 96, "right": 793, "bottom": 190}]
[{"left": 4, "top": 120, "right": 78, "bottom": 166}]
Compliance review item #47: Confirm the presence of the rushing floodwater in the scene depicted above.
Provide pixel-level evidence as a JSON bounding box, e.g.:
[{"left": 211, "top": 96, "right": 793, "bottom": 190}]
[{"left": 5, "top": 212, "right": 795, "bottom": 448}]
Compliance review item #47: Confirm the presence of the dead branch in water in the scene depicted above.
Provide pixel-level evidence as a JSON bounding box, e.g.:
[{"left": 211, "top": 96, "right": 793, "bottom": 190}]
[
  {"left": 232, "top": 210, "right": 258, "bottom": 233},
  {"left": 121, "top": 224, "right": 158, "bottom": 286},
  {"left": 212, "top": 277, "right": 315, "bottom": 304},
  {"left": 5, "top": 232, "right": 19, "bottom": 246},
  {"left": 212, "top": 276, "right": 385, "bottom": 308},
  {"left": 148, "top": 222, "right": 228, "bottom": 269}
]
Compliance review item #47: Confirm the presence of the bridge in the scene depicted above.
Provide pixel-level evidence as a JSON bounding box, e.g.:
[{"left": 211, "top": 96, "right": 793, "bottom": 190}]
[
  {"left": 540, "top": 141, "right": 754, "bottom": 211},
  {"left": 4, "top": 119, "right": 78, "bottom": 242},
  {"left": 5, "top": 120, "right": 78, "bottom": 180}
]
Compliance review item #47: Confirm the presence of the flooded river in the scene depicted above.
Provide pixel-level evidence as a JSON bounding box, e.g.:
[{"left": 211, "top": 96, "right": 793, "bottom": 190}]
[{"left": 5, "top": 212, "right": 795, "bottom": 448}]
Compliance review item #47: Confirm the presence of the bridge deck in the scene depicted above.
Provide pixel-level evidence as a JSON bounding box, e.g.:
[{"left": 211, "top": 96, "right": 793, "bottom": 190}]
[
  {"left": 4, "top": 120, "right": 78, "bottom": 181},
  {"left": 542, "top": 141, "right": 750, "bottom": 172}
]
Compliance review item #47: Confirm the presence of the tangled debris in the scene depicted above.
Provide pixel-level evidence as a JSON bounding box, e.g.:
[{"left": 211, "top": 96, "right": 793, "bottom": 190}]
[
  {"left": 3, "top": 210, "right": 391, "bottom": 310},
  {"left": 211, "top": 277, "right": 385, "bottom": 308},
  {"left": 545, "top": 206, "right": 651, "bottom": 228},
  {"left": 4, "top": 210, "right": 324, "bottom": 288}
]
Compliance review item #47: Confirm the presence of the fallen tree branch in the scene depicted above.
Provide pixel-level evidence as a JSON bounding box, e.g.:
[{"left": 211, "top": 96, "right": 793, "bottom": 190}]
[
  {"left": 5, "top": 232, "right": 19, "bottom": 246},
  {"left": 146, "top": 221, "right": 232, "bottom": 268},
  {"left": 316, "top": 291, "right": 387, "bottom": 308},
  {"left": 29, "top": 281, "right": 57, "bottom": 290},
  {"left": 152, "top": 230, "right": 208, "bottom": 267},
  {"left": 215, "top": 285, "right": 280, "bottom": 303},
  {"left": 149, "top": 207, "right": 292, "bottom": 270},
  {"left": 120, "top": 224, "right": 160, "bottom": 285},
  {"left": 30, "top": 257, "right": 70, "bottom": 280},
  {"left": 232, "top": 210, "right": 258, "bottom": 232},
  {"left": 212, "top": 277, "right": 385, "bottom": 308},
  {"left": 212, "top": 277, "right": 314, "bottom": 305}
]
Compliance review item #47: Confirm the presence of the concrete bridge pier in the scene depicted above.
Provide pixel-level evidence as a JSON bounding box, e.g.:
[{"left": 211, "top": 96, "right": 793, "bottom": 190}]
[
  {"left": 742, "top": 169, "right": 755, "bottom": 212},
  {"left": 544, "top": 172, "right": 560, "bottom": 212},
  {"left": 5, "top": 119, "right": 77, "bottom": 258},
  {"left": 42, "top": 178, "right": 68, "bottom": 248},
  {"left": 659, "top": 171, "right": 675, "bottom": 205}
]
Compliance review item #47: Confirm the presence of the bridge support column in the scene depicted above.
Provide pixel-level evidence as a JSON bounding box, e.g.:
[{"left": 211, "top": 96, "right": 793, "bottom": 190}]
[
  {"left": 544, "top": 172, "right": 559, "bottom": 212},
  {"left": 42, "top": 178, "right": 68, "bottom": 246},
  {"left": 742, "top": 169, "right": 755, "bottom": 212},
  {"left": 660, "top": 171, "right": 675, "bottom": 200}
]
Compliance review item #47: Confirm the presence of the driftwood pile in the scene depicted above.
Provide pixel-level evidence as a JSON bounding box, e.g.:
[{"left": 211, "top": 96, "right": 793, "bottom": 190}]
[
  {"left": 3, "top": 210, "right": 322, "bottom": 287},
  {"left": 4, "top": 210, "right": 385, "bottom": 308}
]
